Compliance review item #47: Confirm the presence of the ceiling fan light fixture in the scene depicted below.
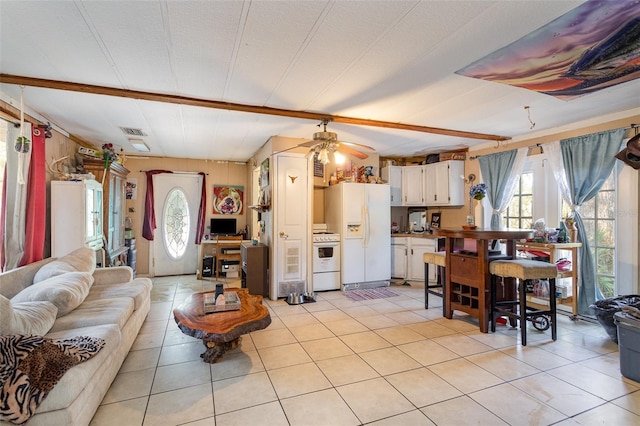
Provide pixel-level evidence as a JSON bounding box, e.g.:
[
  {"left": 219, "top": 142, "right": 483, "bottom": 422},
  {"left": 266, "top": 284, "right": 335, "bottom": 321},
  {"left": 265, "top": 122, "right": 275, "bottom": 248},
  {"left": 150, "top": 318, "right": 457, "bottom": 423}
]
[
  {"left": 313, "top": 131, "right": 338, "bottom": 142},
  {"left": 318, "top": 147, "right": 331, "bottom": 164},
  {"left": 333, "top": 151, "right": 346, "bottom": 165}
]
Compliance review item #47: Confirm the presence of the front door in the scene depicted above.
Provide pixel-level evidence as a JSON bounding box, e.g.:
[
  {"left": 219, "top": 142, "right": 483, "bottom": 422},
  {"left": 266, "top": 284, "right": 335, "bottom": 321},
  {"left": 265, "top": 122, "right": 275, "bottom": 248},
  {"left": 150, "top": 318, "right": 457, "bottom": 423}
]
[{"left": 151, "top": 173, "right": 202, "bottom": 276}]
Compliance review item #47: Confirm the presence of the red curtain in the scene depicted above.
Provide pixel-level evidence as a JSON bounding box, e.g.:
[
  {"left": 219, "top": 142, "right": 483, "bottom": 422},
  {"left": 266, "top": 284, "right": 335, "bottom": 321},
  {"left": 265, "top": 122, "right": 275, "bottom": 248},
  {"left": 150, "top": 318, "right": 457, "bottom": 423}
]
[
  {"left": 19, "top": 127, "right": 46, "bottom": 266},
  {"left": 142, "top": 170, "right": 207, "bottom": 243},
  {"left": 142, "top": 170, "right": 173, "bottom": 240},
  {"left": 195, "top": 172, "right": 206, "bottom": 245},
  {"left": 0, "top": 169, "right": 6, "bottom": 270}
]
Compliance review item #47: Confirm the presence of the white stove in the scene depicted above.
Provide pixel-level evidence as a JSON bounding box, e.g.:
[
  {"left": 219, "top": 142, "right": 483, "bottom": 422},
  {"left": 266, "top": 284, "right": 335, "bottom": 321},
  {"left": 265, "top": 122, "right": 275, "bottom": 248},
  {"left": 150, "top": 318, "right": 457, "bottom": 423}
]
[
  {"left": 312, "top": 224, "right": 341, "bottom": 291},
  {"left": 313, "top": 233, "right": 340, "bottom": 243}
]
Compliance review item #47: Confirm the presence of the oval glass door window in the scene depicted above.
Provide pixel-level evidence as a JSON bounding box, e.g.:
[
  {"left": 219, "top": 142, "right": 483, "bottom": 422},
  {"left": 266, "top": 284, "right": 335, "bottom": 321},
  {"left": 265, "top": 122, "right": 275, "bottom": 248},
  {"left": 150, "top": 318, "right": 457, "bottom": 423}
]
[{"left": 162, "top": 187, "right": 190, "bottom": 259}]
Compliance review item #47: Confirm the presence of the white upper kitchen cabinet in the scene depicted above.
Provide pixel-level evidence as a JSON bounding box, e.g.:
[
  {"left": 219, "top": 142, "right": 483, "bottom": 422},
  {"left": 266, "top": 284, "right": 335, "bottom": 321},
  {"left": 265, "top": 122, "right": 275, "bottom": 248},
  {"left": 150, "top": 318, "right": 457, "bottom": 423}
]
[
  {"left": 402, "top": 165, "right": 425, "bottom": 206},
  {"left": 381, "top": 165, "right": 402, "bottom": 206},
  {"left": 424, "top": 160, "right": 464, "bottom": 206}
]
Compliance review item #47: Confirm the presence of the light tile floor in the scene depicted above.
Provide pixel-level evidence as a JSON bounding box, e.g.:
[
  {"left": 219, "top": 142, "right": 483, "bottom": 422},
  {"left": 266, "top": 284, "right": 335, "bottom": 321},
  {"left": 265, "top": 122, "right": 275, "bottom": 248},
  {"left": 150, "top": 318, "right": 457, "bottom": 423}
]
[{"left": 90, "top": 275, "right": 640, "bottom": 426}]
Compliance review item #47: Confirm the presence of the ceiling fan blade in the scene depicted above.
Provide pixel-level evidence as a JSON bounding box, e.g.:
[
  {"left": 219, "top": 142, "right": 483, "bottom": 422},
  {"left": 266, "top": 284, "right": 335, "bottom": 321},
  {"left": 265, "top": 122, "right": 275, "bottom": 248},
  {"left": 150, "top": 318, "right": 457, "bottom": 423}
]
[
  {"left": 338, "top": 140, "right": 376, "bottom": 152},
  {"left": 271, "top": 139, "right": 321, "bottom": 156},
  {"left": 271, "top": 144, "right": 306, "bottom": 156},
  {"left": 337, "top": 144, "right": 369, "bottom": 160},
  {"left": 298, "top": 140, "right": 321, "bottom": 148}
]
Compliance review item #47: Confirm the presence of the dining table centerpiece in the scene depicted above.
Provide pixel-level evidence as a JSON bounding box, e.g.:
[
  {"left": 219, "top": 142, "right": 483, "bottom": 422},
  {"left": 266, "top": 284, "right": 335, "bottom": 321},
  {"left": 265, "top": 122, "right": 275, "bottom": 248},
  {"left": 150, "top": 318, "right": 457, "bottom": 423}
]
[{"left": 465, "top": 183, "right": 487, "bottom": 228}]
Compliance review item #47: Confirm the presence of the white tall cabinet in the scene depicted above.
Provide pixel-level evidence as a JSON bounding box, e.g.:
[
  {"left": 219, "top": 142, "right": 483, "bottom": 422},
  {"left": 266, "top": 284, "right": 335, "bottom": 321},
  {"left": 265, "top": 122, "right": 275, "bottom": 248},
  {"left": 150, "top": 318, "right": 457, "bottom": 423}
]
[
  {"left": 273, "top": 154, "right": 309, "bottom": 298},
  {"left": 51, "top": 179, "right": 104, "bottom": 258}
]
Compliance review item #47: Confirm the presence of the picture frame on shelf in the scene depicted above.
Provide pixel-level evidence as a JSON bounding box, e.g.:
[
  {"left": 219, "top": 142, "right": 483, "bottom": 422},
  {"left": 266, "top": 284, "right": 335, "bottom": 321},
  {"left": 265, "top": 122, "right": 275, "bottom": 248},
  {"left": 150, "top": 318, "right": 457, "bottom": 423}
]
[{"left": 430, "top": 212, "right": 441, "bottom": 229}]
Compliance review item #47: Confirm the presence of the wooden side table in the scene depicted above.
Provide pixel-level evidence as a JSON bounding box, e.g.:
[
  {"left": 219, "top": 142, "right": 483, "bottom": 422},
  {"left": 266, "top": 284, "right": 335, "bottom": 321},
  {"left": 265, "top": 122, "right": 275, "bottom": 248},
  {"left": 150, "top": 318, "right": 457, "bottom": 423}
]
[
  {"left": 173, "top": 288, "right": 271, "bottom": 363},
  {"left": 516, "top": 242, "right": 582, "bottom": 318}
]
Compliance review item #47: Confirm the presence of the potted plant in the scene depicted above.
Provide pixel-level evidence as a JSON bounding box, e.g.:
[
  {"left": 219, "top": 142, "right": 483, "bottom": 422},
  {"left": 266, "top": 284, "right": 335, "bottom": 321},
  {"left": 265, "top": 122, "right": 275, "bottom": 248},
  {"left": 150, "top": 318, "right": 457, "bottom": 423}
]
[
  {"left": 466, "top": 183, "right": 487, "bottom": 227},
  {"left": 15, "top": 135, "right": 30, "bottom": 153}
]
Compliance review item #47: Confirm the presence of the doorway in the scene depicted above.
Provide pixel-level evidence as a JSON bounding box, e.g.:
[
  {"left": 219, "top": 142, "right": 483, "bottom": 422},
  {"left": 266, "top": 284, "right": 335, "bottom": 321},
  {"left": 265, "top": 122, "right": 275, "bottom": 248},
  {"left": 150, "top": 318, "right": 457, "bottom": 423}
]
[{"left": 150, "top": 173, "right": 202, "bottom": 276}]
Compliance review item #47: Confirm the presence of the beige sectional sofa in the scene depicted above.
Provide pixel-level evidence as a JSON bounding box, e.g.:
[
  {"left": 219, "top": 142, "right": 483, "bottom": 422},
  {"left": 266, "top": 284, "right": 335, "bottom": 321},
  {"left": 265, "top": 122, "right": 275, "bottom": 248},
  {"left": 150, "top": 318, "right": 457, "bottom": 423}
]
[{"left": 0, "top": 248, "right": 152, "bottom": 425}]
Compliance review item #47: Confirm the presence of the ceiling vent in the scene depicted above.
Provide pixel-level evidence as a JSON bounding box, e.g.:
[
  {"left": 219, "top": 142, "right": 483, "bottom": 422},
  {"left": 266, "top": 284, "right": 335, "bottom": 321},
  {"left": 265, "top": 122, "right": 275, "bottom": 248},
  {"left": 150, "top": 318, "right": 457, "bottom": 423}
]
[{"left": 119, "top": 127, "right": 147, "bottom": 137}]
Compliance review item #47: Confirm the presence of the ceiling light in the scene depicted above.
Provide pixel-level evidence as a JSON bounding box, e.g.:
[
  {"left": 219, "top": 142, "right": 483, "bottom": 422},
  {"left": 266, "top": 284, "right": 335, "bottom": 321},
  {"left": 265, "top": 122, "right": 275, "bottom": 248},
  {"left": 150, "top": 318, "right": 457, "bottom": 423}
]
[
  {"left": 129, "top": 138, "right": 150, "bottom": 152},
  {"left": 318, "top": 146, "right": 331, "bottom": 165},
  {"left": 333, "top": 152, "right": 345, "bottom": 165}
]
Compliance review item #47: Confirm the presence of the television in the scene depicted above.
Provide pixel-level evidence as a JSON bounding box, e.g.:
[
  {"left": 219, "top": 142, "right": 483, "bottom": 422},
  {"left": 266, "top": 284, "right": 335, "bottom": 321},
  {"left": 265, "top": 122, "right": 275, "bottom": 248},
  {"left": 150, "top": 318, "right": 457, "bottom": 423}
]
[{"left": 210, "top": 218, "right": 237, "bottom": 236}]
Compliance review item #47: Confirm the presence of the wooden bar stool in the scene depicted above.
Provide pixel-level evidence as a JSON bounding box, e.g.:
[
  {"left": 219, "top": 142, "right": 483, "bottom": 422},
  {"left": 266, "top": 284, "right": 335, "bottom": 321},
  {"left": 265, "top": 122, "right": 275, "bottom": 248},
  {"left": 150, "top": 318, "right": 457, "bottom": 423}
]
[
  {"left": 489, "top": 259, "right": 558, "bottom": 346},
  {"left": 423, "top": 251, "right": 446, "bottom": 315}
]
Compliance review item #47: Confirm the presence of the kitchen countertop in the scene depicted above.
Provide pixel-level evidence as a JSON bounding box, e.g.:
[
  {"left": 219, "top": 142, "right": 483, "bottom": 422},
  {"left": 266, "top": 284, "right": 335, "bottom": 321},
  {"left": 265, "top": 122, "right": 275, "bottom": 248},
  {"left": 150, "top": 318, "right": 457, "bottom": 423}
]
[{"left": 391, "top": 232, "right": 439, "bottom": 239}]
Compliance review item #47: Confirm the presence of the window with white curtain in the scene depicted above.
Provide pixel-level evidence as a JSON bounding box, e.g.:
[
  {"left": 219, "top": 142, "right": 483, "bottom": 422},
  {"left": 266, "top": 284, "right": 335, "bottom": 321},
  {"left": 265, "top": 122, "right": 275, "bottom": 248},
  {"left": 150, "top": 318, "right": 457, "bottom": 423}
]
[
  {"left": 504, "top": 171, "right": 533, "bottom": 229},
  {"left": 562, "top": 173, "right": 617, "bottom": 298}
]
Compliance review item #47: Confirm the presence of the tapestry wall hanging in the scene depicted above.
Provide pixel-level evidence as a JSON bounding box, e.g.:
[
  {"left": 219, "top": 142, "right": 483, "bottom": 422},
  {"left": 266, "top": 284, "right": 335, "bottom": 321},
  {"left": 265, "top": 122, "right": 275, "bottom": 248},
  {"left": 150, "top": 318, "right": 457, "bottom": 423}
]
[
  {"left": 125, "top": 178, "right": 137, "bottom": 200},
  {"left": 456, "top": 1, "right": 640, "bottom": 99},
  {"left": 213, "top": 185, "right": 244, "bottom": 215}
]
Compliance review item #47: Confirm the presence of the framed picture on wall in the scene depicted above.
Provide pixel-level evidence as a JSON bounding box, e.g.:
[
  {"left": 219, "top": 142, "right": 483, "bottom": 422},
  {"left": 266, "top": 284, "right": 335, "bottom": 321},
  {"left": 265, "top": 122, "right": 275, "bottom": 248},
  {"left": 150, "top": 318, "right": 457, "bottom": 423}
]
[
  {"left": 313, "top": 154, "right": 324, "bottom": 178},
  {"left": 430, "top": 212, "right": 441, "bottom": 229},
  {"left": 213, "top": 185, "right": 244, "bottom": 215},
  {"left": 125, "top": 178, "right": 137, "bottom": 200},
  {"left": 259, "top": 158, "right": 269, "bottom": 188}
]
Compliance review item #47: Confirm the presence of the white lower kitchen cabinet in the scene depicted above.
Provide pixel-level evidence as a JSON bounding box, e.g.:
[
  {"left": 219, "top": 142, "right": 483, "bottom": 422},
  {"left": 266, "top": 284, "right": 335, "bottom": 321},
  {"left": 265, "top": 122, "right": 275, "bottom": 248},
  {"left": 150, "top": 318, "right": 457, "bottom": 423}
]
[
  {"left": 408, "top": 237, "right": 438, "bottom": 283},
  {"left": 391, "top": 237, "right": 408, "bottom": 279}
]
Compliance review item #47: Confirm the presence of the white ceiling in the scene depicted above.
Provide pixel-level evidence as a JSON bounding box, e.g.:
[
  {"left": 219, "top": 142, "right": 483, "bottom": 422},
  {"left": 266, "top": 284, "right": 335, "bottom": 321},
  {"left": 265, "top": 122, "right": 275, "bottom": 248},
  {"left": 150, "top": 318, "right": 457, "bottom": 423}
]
[{"left": 1, "top": 0, "right": 639, "bottom": 162}]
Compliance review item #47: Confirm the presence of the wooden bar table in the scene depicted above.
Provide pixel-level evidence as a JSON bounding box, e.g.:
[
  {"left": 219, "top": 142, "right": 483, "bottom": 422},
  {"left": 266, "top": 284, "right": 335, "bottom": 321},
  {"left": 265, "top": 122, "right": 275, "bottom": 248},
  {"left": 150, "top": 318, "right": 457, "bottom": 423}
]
[{"left": 430, "top": 227, "right": 533, "bottom": 332}]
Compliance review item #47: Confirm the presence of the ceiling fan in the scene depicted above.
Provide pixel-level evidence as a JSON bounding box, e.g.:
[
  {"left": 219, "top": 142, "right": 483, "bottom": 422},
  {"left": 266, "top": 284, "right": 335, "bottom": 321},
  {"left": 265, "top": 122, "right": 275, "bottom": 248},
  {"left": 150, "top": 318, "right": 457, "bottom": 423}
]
[{"left": 278, "top": 119, "right": 376, "bottom": 164}]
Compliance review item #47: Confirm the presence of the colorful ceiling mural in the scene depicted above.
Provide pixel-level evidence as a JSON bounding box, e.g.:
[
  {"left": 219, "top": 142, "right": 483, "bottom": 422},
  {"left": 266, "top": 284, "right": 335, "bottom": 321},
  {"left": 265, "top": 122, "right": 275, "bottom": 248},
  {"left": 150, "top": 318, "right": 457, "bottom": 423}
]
[{"left": 456, "top": 1, "right": 640, "bottom": 99}]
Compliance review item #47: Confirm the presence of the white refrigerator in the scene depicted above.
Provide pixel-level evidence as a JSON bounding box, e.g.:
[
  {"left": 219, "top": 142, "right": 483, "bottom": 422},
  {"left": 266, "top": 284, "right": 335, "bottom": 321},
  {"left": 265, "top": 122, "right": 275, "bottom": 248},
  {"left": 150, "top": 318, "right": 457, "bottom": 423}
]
[{"left": 325, "top": 182, "right": 391, "bottom": 290}]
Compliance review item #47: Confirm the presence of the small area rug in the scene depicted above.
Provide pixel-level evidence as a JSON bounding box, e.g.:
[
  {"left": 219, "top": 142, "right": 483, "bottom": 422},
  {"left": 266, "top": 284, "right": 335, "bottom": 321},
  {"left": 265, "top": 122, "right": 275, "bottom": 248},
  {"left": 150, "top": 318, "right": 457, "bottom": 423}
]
[{"left": 344, "top": 288, "right": 399, "bottom": 302}]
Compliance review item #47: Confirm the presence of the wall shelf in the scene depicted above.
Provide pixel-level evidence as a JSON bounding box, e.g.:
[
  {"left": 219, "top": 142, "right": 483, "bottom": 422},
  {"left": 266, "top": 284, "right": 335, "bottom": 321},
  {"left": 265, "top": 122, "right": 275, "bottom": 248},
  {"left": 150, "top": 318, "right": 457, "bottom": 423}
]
[{"left": 248, "top": 204, "right": 270, "bottom": 212}]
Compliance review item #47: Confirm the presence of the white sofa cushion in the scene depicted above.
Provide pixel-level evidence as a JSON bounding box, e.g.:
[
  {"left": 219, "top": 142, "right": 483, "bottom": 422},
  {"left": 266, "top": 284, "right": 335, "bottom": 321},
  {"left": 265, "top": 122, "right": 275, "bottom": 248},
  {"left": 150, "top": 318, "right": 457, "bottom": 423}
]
[
  {"left": 12, "top": 272, "right": 94, "bottom": 317},
  {"left": 49, "top": 297, "right": 135, "bottom": 334},
  {"left": 38, "top": 324, "right": 122, "bottom": 413},
  {"left": 92, "top": 266, "right": 133, "bottom": 286},
  {"left": 86, "top": 278, "right": 152, "bottom": 311},
  {"left": 33, "top": 247, "right": 96, "bottom": 283},
  {"left": 0, "top": 294, "right": 58, "bottom": 335}
]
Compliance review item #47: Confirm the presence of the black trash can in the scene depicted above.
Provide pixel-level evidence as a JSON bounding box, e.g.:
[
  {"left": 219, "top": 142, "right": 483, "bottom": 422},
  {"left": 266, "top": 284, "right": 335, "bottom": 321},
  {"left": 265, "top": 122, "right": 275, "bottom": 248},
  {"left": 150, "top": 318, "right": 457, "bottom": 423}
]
[{"left": 590, "top": 295, "right": 640, "bottom": 342}]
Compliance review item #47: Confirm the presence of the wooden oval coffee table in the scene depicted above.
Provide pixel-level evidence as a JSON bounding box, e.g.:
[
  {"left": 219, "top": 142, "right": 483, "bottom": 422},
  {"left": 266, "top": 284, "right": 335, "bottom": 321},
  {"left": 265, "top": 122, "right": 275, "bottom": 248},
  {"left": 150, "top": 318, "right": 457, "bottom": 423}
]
[{"left": 173, "top": 288, "right": 271, "bottom": 363}]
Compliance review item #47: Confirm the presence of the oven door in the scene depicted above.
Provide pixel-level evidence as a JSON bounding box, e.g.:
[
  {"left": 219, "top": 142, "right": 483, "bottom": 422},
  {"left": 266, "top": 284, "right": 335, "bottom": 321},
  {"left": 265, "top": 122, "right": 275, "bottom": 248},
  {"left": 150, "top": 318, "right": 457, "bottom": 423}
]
[{"left": 313, "top": 242, "right": 340, "bottom": 272}]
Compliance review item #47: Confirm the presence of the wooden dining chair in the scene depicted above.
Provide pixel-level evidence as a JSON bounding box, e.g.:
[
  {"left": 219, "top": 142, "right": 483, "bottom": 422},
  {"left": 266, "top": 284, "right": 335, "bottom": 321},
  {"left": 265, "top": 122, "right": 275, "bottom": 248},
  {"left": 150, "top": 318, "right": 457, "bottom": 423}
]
[{"left": 215, "top": 235, "right": 243, "bottom": 279}]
